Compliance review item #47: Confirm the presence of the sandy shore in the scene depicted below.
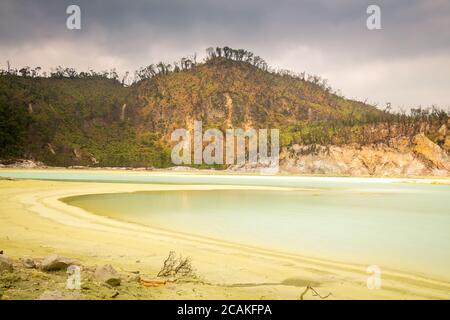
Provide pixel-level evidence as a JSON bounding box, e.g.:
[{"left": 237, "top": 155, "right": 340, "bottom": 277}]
[{"left": 1, "top": 175, "right": 449, "bottom": 299}]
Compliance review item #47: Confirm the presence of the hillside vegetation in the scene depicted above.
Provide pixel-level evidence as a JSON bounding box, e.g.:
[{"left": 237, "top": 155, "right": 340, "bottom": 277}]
[{"left": 0, "top": 47, "right": 448, "bottom": 168}]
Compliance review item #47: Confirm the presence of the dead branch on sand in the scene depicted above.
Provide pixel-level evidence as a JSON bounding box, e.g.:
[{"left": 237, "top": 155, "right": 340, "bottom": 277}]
[
  {"left": 300, "top": 285, "right": 332, "bottom": 300},
  {"left": 157, "top": 251, "right": 195, "bottom": 278}
]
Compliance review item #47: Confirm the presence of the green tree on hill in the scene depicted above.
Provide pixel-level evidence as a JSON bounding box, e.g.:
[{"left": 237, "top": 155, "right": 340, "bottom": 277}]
[{"left": 0, "top": 96, "right": 31, "bottom": 157}]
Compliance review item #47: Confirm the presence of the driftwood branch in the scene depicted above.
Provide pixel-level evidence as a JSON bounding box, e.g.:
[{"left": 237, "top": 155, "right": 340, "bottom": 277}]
[
  {"left": 157, "top": 251, "right": 195, "bottom": 278},
  {"left": 300, "top": 285, "right": 332, "bottom": 300}
]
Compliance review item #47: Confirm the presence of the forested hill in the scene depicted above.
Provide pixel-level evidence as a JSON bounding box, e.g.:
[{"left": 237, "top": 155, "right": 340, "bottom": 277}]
[{"left": 0, "top": 48, "right": 446, "bottom": 168}]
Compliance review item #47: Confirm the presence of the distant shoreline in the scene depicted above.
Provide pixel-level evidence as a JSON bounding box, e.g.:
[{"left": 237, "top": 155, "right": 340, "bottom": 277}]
[{"left": 1, "top": 166, "right": 450, "bottom": 182}]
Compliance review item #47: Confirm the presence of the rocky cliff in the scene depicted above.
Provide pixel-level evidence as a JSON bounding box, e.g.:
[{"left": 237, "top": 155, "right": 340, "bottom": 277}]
[{"left": 280, "top": 132, "right": 450, "bottom": 176}]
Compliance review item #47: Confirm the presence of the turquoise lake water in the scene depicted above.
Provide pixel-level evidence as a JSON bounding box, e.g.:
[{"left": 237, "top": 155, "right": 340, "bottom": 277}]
[{"left": 1, "top": 170, "right": 449, "bottom": 280}]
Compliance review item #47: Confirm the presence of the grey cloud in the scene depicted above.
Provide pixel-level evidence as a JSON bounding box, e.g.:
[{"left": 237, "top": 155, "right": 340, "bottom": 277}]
[{"left": 0, "top": 0, "right": 449, "bottom": 108}]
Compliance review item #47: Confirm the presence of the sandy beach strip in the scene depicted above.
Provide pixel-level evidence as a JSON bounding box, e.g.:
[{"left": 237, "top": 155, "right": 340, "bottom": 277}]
[{"left": 1, "top": 177, "right": 449, "bottom": 299}]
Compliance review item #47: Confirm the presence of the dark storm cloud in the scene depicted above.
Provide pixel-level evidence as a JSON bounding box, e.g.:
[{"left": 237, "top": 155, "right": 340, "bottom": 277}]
[{"left": 1, "top": 0, "right": 449, "bottom": 108}]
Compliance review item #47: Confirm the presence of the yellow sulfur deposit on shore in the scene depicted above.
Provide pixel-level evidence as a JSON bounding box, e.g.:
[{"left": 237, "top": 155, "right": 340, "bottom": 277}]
[{"left": 0, "top": 176, "right": 449, "bottom": 300}]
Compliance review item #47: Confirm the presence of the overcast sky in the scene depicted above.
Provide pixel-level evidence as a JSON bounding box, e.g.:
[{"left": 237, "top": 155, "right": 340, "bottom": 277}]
[{"left": 1, "top": 0, "right": 449, "bottom": 110}]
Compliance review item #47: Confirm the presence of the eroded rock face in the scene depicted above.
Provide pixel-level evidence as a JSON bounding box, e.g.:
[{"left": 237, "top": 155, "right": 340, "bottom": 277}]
[
  {"left": 94, "top": 264, "right": 121, "bottom": 287},
  {"left": 280, "top": 133, "right": 450, "bottom": 176},
  {"left": 438, "top": 124, "right": 448, "bottom": 137},
  {"left": 0, "top": 255, "right": 14, "bottom": 272},
  {"left": 41, "top": 255, "right": 77, "bottom": 271},
  {"left": 73, "top": 148, "right": 82, "bottom": 159},
  {"left": 443, "top": 137, "right": 450, "bottom": 153},
  {"left": 0, "top": 159, "right": 45, "bottom": 168},
  {"left": 413, "top": 133, "right": 450, "bottom": 171}
]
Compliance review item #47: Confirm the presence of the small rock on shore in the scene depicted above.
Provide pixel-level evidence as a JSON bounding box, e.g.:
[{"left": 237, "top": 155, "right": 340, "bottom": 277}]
[
  {"left": 94, "top": 264, "right": 121, "bottom": 287},
  {"left": 0, "top": 255, "right": 14, "bottom": 272},
  {"left": 41, "top": 255, "right": 78, "bottom": 271}
]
